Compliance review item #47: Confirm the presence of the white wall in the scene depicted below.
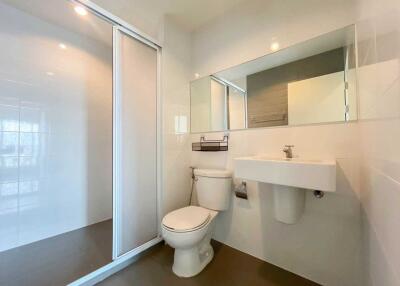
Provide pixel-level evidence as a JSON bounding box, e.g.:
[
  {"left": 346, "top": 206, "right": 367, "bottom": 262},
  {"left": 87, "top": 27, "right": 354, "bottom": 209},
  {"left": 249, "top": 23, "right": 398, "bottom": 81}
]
[
  {"left": 160, "top": 17, "right": 192, "bottom": 216},
  {"left": 0, "top": 3, "right": 112, "bottom": 251},
  {"left": 355, "top": 0, "right": 400, "bottom": 285},
  {"left": 190, "top": 0, "right": 361, "bottom": 285},
  {"left": 191, "top": 125, "right": 362, "bottom": 285}
]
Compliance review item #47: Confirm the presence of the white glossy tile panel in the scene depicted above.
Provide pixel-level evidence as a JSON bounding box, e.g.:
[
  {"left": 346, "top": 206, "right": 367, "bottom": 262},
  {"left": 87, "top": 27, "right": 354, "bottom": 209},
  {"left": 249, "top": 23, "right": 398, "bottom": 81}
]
[
  {"left": 0, "top": 1, "right": 113, "bottom": 252},
  {"left": 356, "top": 0, "right": 400, "bottom": 284},
  {"left": 161, "top": 17, "right": 192, "bottom": 216}
]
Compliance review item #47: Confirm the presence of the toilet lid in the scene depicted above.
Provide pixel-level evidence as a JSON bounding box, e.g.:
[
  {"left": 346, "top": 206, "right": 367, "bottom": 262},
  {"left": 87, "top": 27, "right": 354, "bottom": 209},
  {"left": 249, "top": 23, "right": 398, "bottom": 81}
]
[{"left": 162, "top": 206, "right": 210, "bottom": 232}]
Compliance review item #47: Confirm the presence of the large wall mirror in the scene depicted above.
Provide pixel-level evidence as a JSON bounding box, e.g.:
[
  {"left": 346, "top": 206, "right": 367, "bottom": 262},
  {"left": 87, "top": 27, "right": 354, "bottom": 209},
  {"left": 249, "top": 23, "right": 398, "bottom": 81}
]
[{"left": 190, "top": 25, "right": 357, "bottom": 133}]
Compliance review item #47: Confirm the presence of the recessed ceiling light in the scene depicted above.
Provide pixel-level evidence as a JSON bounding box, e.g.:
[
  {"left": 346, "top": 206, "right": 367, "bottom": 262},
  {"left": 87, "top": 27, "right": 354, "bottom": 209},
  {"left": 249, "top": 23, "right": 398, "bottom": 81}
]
[
  {"left": 74, "top": 5, "right": 88, "bottom": 16},
  {"left": 46, "top": 72, "right": 54, "bottom": 76},
  {"left": 59, "top": 43, "right": 67, "bottom": 49},
  {"left": 270, "top": 41, "right": 280, "bottom": 52},
  {"left": 194, "top": 73, "right": 200, "bottom": 79}
]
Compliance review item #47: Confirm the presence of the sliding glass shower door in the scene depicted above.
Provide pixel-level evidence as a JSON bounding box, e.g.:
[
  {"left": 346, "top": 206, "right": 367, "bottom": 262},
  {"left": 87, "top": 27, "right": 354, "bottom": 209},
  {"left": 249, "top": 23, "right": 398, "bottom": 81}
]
[{"left": 113, "top": 27, "right": 160, "bottom": 258}]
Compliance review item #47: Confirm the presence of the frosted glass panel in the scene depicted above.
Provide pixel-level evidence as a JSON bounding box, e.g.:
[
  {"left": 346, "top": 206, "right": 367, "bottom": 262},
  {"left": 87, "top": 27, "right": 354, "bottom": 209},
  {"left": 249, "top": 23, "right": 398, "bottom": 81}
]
[{"left": 115, "top": 29, "right": 158, "bottom": 256}]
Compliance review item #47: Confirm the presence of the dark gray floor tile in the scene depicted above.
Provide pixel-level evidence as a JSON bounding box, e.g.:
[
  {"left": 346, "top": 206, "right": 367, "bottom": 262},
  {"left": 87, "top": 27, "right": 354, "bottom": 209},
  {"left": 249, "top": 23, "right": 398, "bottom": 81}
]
[
  {"left": 98, "top": 240, "right": 320, "bottom": 286},
  {"left": 0, "top": 219, "right": 112, "bottom": 286}
]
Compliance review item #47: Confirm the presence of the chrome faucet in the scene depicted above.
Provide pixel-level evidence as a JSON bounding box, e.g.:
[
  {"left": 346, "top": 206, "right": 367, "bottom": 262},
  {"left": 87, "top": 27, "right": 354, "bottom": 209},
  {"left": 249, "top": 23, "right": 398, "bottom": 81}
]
[{"left": 283, "top": 145, "right": 294, "bottom": 159}]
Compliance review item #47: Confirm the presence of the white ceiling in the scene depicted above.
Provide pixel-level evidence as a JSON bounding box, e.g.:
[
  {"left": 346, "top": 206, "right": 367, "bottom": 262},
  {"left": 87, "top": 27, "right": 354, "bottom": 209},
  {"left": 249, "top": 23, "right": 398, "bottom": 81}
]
[
  {"left": 91, "top": 0, "right": 248, "bottom": 38},
  {"left": 163, "top": 0, "right": 249, "bottom": 30},
  {"left": 2, "top": 0, "right": 248, "bottom": 45}
]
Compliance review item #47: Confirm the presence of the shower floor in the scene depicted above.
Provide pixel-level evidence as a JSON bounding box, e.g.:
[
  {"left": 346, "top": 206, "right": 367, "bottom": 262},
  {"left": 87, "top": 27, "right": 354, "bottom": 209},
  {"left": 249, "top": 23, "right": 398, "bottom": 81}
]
[
  {"left": 0, "top": 219, "right": 112, "bottom": 286},
  {"left": 98, "top": 240, "right": 320, "bottom": 286}
]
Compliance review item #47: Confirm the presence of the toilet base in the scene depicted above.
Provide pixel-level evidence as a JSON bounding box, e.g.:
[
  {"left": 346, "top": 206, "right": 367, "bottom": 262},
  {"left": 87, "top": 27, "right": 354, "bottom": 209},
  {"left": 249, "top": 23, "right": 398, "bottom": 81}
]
[
  {"left": 172, "top": 242, "right": 214, "bottom": 278},
  {"left": 163, "top": 209, "right": 219, "bottom": 278}
]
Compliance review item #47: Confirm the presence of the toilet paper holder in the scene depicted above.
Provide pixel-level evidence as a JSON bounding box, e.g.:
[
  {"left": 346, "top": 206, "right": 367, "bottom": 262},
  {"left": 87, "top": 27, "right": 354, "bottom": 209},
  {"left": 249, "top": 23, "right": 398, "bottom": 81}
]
[{"left": 235, "top": 181, "right": 248, "bottom": 199}]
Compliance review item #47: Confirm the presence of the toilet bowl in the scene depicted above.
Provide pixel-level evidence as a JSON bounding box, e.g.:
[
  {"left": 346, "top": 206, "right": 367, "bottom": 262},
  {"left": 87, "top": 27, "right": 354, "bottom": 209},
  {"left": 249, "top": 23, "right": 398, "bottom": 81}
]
[
  {"left": 162, "top": 169, "right": 232, "bottom": 277},
  {"left": 162, "top": 206, "right": 218, "bottom": 277}
]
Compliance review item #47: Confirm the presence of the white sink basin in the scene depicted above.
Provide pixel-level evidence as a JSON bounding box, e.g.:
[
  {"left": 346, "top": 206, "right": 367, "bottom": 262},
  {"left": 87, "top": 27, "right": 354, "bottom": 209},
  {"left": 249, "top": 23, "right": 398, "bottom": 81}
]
[{"left": 234, "top": 156, "right": 336, "bottom": 192}]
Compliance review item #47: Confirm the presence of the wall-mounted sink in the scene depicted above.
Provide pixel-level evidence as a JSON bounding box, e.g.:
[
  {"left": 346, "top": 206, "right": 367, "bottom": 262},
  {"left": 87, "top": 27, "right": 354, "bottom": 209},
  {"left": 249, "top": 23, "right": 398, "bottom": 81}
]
[
  {"left": 234, "top": 156, "right": 336, "bottom": 192},
  {"left": 234, "top": 155, "right": 336, "bottom": 224}
]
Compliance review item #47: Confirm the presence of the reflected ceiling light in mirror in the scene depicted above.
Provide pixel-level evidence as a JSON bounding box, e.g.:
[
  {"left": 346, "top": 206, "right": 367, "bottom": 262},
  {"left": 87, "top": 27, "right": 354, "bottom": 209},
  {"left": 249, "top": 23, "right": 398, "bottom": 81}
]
[
  {"left": 74, "top": 5, "right": 88, "bottom": 16},
  {"left": 58, "top": 43, "right": 67, "bottom": 49}
]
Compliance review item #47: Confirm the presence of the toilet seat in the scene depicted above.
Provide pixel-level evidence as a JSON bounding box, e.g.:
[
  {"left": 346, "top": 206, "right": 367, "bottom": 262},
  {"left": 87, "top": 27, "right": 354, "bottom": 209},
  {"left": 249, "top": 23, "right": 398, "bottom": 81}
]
[{"left": 162, "top": 206, "right": 211, "bottom": 233}]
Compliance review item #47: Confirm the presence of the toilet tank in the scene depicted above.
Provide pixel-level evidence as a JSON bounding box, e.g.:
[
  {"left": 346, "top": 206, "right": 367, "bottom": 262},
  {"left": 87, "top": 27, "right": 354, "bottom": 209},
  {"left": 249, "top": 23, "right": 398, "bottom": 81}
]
[{"left": 194, "top": 169, "right": 232, "bottom": 211}]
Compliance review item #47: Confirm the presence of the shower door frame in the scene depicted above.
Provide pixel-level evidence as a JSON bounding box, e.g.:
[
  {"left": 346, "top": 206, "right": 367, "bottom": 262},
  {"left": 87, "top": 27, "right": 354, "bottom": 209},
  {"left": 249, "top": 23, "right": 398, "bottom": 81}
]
[
  {"left": 65, "top": 0, "right": 163, "bottom": 281},
  {"left": 112, "top": 24, "right": 163, "bottom": 260}
]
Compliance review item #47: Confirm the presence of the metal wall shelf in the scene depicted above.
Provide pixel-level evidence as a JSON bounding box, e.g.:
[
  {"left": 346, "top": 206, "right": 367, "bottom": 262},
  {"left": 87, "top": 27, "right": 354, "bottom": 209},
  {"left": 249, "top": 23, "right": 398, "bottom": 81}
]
[{"left": 192, "top": 135, "right": 229, "bottom": 152}]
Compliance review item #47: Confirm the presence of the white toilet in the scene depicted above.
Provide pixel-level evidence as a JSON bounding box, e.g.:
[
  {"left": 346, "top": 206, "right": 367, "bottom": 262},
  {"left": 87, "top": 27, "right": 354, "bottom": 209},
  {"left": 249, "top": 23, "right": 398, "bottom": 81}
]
[{"left": 162, "top": 168, "right": 232, "bottom": 277}]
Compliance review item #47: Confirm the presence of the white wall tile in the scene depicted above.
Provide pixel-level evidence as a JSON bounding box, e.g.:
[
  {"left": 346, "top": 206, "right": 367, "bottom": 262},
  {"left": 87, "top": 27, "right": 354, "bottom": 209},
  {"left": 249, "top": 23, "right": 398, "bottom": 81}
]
[
  {"left": 190, "top": 123, "right": 362, "bottom": 285},
  {"left": 189, "top": 0, "right": 361, "bottom": 284},
  {"left": 0, "top": 2, "right": 113, "bottom": 251},
  {"left": 356, "top": 0, "right": 400, "bottom": 283},
  {"left": 161, "top": 17, "right": 192, "bottom": 216}
]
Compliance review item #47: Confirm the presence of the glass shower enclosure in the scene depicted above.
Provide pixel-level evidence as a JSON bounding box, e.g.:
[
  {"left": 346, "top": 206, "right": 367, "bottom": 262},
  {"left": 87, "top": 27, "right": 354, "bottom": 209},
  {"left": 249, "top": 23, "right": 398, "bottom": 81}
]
[{"left": 0, "top": 0, "right": 161, "bottom": 284}]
